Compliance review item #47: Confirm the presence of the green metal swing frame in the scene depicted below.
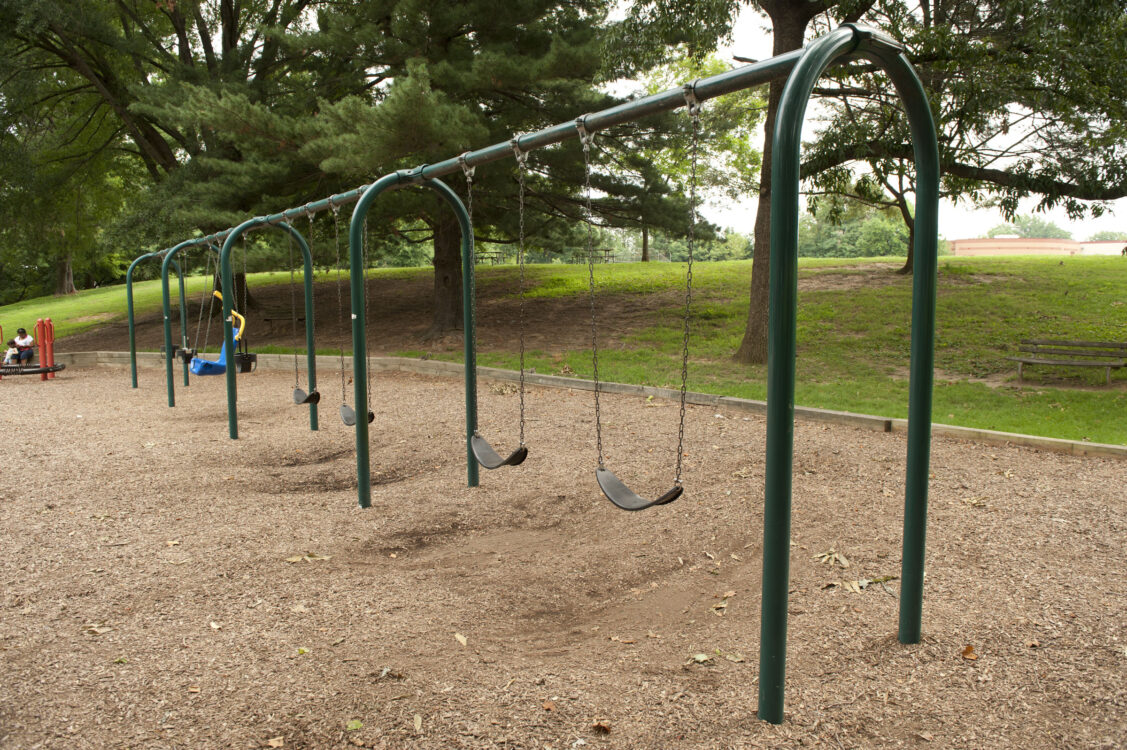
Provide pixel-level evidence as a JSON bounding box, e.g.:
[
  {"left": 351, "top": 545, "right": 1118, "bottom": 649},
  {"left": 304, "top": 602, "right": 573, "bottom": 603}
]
[{"left": 134, "top": 24, "right": 938, "bottom": 724}]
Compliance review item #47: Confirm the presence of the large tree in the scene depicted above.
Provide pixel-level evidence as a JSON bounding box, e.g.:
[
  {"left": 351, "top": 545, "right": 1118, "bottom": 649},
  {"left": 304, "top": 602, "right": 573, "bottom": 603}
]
[
  {"left": 0, "top": 39, "right": 143, "bottom": 302},
  {"left": 187, "top": 0, "right": 706, "bottom": 337},
  {"left": 804, "top": 0, "right": 1127, "bottom": 273},
  {"left": 2, "top": 1, "right": 704, "bottom": 338},
  {"left": 614, "top": 0, "right": 1127, "bottom": 363},
  {"left": 610, "top": 0, "right": 876, "bottom": 365}
]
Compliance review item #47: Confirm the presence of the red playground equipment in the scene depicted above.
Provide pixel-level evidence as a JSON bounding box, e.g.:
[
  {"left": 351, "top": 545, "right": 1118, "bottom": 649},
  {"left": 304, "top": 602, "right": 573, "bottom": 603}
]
[{"left": 0, "top": 318, "right": 65, "bottom": 380}]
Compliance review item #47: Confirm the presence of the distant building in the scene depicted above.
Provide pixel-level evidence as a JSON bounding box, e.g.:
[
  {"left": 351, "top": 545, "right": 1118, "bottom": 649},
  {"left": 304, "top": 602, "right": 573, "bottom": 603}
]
[{"left": 949, "top": 238, "right": 1126, "bottom": 256}]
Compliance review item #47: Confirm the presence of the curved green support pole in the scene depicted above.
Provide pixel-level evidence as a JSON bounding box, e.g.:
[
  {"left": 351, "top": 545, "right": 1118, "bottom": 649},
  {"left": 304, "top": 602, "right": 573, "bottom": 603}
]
[
  {"left": 160, "top": 240, "right": 204, "bottom": 406},
  {"left": 758, "top": 24, "right": 939, "bottom": 724},
  {"left": 219, "top": 220, "right": 319, "bottom": 438},
  {"left": 170, "top": 258, "right": 189, "bottom": 388},
  {"left": 127, "top": 250, "right": 188, "bottom": 391},
  {"left": 127, "top": 251, "right": 158, "bottom": 388},
  {"left": 430, "top": 177, "right": 481, "bottom": 496},
  {"left": 348, "top": 171, "right": 479, "bottom": 509}
]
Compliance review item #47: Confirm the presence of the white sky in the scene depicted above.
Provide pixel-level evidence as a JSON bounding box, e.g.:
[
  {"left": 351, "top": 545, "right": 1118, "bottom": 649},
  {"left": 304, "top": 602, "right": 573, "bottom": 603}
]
[{"left": 691, "top": 8, "right": 1127, "bottom": 241}]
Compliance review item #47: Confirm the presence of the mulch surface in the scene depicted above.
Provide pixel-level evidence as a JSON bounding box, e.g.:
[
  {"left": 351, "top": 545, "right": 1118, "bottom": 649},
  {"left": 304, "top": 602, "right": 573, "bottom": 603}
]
[{"left": 1, "top": 365, "right": 1124, "bottom": 749}]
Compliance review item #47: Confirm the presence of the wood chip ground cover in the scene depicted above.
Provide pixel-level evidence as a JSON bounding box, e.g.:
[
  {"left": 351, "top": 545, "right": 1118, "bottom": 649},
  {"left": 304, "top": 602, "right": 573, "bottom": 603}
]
[{"left": 1, "top": 366, "right": 1124, "bottom": 748}]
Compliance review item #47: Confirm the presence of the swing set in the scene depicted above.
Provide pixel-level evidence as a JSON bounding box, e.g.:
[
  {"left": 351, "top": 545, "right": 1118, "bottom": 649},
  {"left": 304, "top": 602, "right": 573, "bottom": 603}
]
[{"left": 133, "top": 24, "right": 938, "bottom": 724}]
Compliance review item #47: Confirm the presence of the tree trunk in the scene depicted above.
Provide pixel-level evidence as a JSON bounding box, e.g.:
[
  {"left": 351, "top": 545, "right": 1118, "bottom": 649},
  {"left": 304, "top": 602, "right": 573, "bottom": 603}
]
[
  {"left": 641, "top": 222, "right": 650, "bottom": 262},
  {"left": 426, "top": 210, "right": 463, "bottom": 340},
  {"left": 55, "top": 254, "right": 77, "bottom": 296},
  {"left": 733, "top": 13, "right": 810, "bottom": 364},
  {"left": 897, "top": 201, "right": 916, "bottom": 275},
  {"left": 214, "top": 271, "right": 256, "bottom": 312}
]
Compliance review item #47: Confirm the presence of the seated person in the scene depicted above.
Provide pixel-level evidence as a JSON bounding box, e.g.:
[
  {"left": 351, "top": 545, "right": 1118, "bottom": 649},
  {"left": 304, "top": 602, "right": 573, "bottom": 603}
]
[
  {"left": 14, "top": 327, "right": 34, "bottom": 365},
  {"left": 3, "top": 339, "right": 18, "bottom": 366}
]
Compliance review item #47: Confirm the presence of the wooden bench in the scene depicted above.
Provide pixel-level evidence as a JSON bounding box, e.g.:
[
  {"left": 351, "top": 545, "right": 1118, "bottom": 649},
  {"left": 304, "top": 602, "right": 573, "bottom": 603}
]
[
  {"left": 260, "top": 307, "right": 305, "bottom": 335},
  {"left": 1007, "top": 339, "right": 1127, "bottom": 385},
  {"left": 474, "top": 251, "right": 504, "bottom": 265}
]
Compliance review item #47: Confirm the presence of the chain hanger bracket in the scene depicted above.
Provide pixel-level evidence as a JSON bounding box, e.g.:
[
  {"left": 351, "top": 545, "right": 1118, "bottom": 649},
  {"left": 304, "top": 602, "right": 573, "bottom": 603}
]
[
  {"left": 458, "top": 152, "right": 476, "bottom": 181},
  {"left": 682, "top": 80, "right": 703, "bottom": 117}
]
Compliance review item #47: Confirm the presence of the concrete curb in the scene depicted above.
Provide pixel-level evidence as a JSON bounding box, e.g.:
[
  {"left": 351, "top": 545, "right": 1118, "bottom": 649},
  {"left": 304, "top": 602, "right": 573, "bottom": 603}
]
[{"left": 64, "top": 351, "right": 1127, "bottom": 460}]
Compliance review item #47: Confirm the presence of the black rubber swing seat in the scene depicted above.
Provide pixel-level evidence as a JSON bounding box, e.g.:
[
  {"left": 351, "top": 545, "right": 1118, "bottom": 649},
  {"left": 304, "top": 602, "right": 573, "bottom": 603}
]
[
  {"left": 293, "top": 388, "right": 321, "bottom": 405},
  {"left": 0, "top": 363, "right": 66, "bottom": 377},
  {"left": 340, "top": 404, "right": 375, "bottom": 426},
  {"left": 471, "top": 434, "right": 528, "bottom": 469},
  {"left": 596, "top": 467, "right": 683, "bottom": 512}
]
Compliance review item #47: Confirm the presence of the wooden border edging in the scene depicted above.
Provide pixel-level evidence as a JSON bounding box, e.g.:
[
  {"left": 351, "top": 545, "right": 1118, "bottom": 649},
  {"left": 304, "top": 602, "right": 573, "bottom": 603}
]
[{"left": 70, "top": 351, "right": 1126, "bottom": 459}]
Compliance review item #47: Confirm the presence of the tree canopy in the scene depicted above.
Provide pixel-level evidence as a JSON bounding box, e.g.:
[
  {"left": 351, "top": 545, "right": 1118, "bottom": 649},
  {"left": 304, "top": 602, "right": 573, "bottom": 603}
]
[
  {"left": 615, "top": 0, "right": 1127, "bottom": 362},
  {"left": 0, "top": 0, "right": 721, "bottom": 331},
  {"left": 987, "top": 214, "right": 1072, "bottom": 240}
]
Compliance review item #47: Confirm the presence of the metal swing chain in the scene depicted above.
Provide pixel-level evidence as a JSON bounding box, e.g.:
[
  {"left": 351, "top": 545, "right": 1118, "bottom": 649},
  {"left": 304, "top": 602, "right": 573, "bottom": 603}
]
[
  {"left": 459, "top": 153, "right": 481, "bottom": 433},
  {"left": 675, "top": 84, "right": 701, "bottom": 485},
  {"left": 287, "top": 228, "right": 299, "bottom": 387},
  {"left": 240, "top": 234, "right": 249, "bottom": 317},
  {"left": 578, "top": 116, "right": 604, "bottom": 468},
  {"left": 362, "top": 215, "right": 373, "bottom": 416},
  {"left": 195, "top": 248, "right": 214, "bottom": 354},
  {"left": 203, "top": 245, "right": 220, "bottom": 354},
  {"left": 330, "top": 203, "right": 348, "bottom": 404},
  {"left": 510, "top": 139, "right": 529, "bottom": 446}
]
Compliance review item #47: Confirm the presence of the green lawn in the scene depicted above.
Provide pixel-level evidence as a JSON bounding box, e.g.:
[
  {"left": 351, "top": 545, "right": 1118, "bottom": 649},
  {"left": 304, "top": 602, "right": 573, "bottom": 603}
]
[{"left": 3, "top": 255, "right": 1125, "bottom": 444}]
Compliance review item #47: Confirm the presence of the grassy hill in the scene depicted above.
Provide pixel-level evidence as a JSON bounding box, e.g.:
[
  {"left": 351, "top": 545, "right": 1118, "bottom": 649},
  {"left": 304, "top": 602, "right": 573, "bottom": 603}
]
[{"left": 3, "top": 256, "right": 1125, "bottom": 444}]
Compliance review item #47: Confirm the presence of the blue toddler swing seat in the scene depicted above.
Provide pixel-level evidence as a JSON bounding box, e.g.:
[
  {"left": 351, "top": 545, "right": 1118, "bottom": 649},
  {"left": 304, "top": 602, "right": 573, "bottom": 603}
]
[
  {"left": 190, "top": 292, "right": 256, "bottom": 375},
  {"left": 189, "top": 327, "right": 240, "bottom": 375}
]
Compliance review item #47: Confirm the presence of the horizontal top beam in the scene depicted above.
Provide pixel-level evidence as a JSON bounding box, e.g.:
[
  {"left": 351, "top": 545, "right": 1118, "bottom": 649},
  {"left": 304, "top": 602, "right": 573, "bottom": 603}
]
[
  {"left": 417, "top": 47, "right": 806, "bottom": 182},
  {"left": 158, "top": 184, "right": 370, "bottom": 256}
]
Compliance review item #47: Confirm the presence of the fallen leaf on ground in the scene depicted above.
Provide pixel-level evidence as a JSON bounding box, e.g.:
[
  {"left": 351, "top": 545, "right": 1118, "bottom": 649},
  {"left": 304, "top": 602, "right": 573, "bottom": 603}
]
[
  {"left": 815, "top": 548, "right": 850, "bottom": 569},
  {"left": 165, "top": 540, "right": 180, "bottom": 547},
  {"left": 454, "top": 632, "right": 467, "bottom": 647},
  {"left": 592, "top": 721, "right": 611, "bottom": 734},
  {"left": 266, "top": 738, "right": 284, "bottom": 748},
  {"left": 962, "top": 644, "right": 978, "bottom": 661},
  {"left": 346, "top": 720, "right": 363, "bottom": 731},
  {"left": 187, "top": 685, "right": 200, "bottom": 693},
  {"left": 84, "top": 623, "right": 112, "bottom": 635},
  {"left": 688, "top": 653, "right": 714, "bottom": 664},
  {"left": 413, "top": 714, "right": 422, "bottom": 732},
  {"left": 542, "top": 700, "right": 556, "bottom": 711}
]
